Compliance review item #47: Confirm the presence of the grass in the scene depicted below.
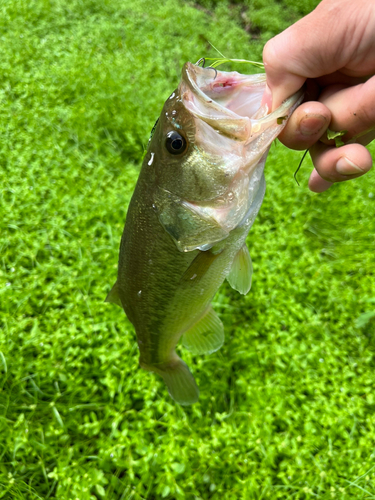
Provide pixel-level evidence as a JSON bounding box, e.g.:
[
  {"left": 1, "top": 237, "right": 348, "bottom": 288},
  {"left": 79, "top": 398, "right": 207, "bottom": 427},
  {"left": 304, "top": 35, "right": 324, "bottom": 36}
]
[{"left": 1, "top": 0, "right": 375, "bottom": 498}]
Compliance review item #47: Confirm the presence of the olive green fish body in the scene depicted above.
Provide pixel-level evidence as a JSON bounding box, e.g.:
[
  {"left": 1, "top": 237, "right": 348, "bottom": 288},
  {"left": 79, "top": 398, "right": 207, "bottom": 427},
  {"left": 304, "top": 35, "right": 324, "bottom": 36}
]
[{"left": 107, "top": 62, "right": 303, "bottom": 405}]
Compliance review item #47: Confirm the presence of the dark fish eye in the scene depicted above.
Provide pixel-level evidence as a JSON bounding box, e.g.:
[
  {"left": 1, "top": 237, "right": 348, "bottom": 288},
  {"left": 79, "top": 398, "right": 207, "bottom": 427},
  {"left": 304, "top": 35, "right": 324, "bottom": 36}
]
[{"left": 165, "top": 131, "right": 187, "bottom": 155}]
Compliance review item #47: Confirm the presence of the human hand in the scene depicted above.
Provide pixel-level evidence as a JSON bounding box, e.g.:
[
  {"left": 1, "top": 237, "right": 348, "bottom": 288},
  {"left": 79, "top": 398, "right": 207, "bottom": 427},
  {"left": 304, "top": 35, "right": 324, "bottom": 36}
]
[{"left": 262, "top": 0, "right": 375, "bottom": 192}]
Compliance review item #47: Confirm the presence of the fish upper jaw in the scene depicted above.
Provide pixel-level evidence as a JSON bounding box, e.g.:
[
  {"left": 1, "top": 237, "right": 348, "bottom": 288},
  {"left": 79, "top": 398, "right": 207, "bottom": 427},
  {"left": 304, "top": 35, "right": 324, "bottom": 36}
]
[
  {"left": 180, "top": 62, "right": 256, "bottom": 141},
  {"left": 180, "top": 61, "right": 303, "bottom": 144}
]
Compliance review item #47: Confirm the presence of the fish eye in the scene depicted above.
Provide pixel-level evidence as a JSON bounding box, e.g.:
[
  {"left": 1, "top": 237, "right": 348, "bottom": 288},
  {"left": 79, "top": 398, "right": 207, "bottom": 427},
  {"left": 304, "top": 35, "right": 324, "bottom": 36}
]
[{"left": 165, "top": 131, "right": 187, "bottom": 155}]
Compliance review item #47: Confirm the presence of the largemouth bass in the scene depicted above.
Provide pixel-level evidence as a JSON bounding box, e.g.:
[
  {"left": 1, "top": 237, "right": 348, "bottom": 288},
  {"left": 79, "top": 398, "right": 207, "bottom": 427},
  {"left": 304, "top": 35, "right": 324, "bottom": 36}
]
[{"left": 106, "top": 62, "right": 302, "bottom": 405}]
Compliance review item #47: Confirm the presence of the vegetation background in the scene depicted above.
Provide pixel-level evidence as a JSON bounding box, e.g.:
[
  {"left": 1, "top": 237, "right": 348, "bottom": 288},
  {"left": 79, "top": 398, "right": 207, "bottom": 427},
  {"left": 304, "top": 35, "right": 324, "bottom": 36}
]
[{"left": 1, "top": 0, "right": 375, "bottom": 498}]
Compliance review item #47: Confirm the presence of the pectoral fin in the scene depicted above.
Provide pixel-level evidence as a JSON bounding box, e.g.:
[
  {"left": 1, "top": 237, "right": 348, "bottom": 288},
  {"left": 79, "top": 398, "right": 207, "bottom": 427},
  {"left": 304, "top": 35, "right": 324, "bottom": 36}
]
[
  {"left": 154, "top": 189, "right": 228, "bottom": 252},
  {"left": 181, "top": 306, "right": 224, "bottom": 355},
  {"left": 227, "top": 244, "right": 253, "bottom": 295},
  {"left": 105, "top": 281, "right": 122, "bottom": 307}
]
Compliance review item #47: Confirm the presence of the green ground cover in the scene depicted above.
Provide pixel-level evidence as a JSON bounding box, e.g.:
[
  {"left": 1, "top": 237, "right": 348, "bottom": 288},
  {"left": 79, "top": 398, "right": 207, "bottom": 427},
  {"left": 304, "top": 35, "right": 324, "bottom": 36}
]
[{"left": 1, "top": 0, "right": 375, "bottom": 498}]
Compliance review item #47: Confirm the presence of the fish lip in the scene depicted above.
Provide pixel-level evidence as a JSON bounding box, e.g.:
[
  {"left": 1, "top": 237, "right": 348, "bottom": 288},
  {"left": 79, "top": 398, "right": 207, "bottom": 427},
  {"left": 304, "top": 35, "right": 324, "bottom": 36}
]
[
  {"left": 180, "top": 62, "right": 256, "bottom": 140},
  {"left": 181, "top": 61, "right": 255, "bottom": 121}
]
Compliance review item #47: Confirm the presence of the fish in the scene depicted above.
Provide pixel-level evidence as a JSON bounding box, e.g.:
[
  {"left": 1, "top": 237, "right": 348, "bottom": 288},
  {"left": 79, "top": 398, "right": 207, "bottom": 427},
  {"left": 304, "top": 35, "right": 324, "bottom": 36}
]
[{"left": 106, "top": 61, "right": 302, "bottom": 405}]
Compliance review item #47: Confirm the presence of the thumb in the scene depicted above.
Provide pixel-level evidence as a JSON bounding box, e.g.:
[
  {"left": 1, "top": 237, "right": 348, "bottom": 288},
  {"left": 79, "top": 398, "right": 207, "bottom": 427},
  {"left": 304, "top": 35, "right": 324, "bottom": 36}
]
[
  {"left": 262, "top": 30, "right": 306, "bottom": 110},
  {"left": 262, "top": 0, "right": 368, "bottom": 110}
]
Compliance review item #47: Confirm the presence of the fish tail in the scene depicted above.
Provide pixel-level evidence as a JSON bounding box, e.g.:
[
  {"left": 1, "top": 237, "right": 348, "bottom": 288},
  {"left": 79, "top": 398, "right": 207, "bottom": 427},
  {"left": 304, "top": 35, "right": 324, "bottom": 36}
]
[{"left": 140, "top": 355, "right": 199, "bottom": 406}]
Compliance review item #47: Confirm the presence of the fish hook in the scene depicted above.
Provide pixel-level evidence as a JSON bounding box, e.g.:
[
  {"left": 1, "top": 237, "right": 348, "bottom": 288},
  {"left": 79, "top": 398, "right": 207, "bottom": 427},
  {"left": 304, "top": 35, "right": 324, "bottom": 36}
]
[
  {"left": 206, "top": 66, "right": 218, "bottom": 80},
  {"left": 196, "top": 57, "right": 206, "bottom": 67},
  {"left": 195, "top": 58, "right": 218, "bottom": 80}
]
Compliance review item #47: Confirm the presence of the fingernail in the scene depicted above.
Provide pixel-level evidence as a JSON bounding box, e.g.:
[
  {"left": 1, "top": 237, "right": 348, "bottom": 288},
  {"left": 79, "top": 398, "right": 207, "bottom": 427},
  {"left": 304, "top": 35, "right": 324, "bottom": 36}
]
[
  {"left": 299, "top": 114, "right": 327, "bottom": 136},
  {"left": 336, "top": 157, "right": 363, "bottom": 176},
  {"left": 261, "top": 83, "right": 272, "bottom": 110}
]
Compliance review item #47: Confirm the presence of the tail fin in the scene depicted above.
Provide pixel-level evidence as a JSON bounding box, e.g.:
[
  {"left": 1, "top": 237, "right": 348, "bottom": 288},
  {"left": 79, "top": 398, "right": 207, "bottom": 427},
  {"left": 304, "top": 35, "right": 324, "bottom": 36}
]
[{"left": 141, "top": 356, "right": 199, "bottom": 406}]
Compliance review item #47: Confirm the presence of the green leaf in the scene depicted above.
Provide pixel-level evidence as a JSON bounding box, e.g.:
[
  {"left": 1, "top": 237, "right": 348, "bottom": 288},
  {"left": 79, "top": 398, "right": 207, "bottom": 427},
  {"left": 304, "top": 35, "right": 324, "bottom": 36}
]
[
  {"left": 52, "top": 406, "right": 64, "bottom": 428},
  {"left": 326, "top": 128, "right": 348, "bottom": 147},
  {"left": 277, "top": 116, "right": 287, "bottom": 125},
  {"left": 95, "top": 484, "right": 106, "bottom": 497},
  {"left": 171, "top": 463, "right": 185, "bottom": 474},
  {"left": 162, "top": 485, "right": 170, "bottom": 498},
  {"left": 0, "top": 352, "right": 7, "bottom": 374},
  {"left": 355, "top": 311, "right": 375, "bottom": 328}
]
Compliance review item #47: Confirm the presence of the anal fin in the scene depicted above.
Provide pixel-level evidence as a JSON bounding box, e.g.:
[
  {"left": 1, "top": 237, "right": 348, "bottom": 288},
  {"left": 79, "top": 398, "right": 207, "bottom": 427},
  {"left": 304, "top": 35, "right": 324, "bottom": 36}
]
[
  {"left": 227, "top": 244, "right": 253, "bottom": 295},
  {"left": 181, "top": 306, "right": 224, "bottom": 355},
  {"left": 105, "top": 281, "right": 122, "bottom": 307}
]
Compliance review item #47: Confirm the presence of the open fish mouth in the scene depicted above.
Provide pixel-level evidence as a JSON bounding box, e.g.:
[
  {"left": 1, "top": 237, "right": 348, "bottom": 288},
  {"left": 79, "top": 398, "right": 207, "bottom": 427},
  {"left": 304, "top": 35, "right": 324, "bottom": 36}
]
[{"left": 180, "top": 61, "right": 302, "bottom": 141}]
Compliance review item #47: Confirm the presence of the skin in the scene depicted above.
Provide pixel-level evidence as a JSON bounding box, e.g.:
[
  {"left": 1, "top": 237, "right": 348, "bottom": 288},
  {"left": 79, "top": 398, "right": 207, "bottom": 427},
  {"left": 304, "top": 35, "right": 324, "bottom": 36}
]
[{"left": 262, "top": 0, "right": 375, "bottom": 192}]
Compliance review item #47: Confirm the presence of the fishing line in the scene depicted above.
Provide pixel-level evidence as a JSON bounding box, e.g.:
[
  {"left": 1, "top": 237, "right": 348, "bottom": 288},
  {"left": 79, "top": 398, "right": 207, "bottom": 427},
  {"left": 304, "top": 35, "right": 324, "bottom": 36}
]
[{"left": 294, "top": 149, "right": 309, "bottom": 186}]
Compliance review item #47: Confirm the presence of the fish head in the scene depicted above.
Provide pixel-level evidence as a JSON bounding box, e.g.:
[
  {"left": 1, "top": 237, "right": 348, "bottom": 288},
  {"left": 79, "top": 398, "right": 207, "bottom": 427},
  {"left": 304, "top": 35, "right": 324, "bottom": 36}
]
[
  {"left": 149, "top": 63, "right": 267, "bottom": 201},
  {"left": 149, "top": 62, "right": 302, "bottom": 204},
  {"left": 147, "top": 62, "right": 302, "bottom": 251},
  {"left": 149, "top": 62, "right": 301, "bottom": 201}
]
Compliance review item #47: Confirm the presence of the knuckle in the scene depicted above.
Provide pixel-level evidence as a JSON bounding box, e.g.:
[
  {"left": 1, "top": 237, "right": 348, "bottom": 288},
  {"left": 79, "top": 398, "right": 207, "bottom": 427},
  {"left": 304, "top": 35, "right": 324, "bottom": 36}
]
[
  {"left": 356, "top": 102, "right": 375, "bottom": 129},
  {"left": 262, "top": 39, "right": 280, "bottom": 69}
]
